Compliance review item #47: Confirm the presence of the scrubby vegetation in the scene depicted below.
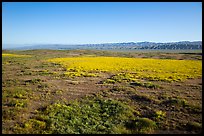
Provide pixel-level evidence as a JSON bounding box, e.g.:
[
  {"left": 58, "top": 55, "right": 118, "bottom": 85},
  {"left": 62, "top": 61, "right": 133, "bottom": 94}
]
[{"left": 2, "top": 50, "right": 202, "bottom": 134}]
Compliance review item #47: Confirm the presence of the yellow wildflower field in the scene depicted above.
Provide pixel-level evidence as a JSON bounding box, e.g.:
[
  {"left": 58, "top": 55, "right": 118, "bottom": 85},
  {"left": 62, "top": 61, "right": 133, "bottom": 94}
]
[
  {"left": 2, "top": 53, "right": 31, "bottom": 57},
  {"left": 47, "top": 57, "right": 202, "bottom": 82}
]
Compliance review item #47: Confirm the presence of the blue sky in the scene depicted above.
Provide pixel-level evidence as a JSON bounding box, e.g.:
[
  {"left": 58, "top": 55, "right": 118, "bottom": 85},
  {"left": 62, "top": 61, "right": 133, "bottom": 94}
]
[{"left": 2, "top": 2, "right": 202, "bottom": 46}]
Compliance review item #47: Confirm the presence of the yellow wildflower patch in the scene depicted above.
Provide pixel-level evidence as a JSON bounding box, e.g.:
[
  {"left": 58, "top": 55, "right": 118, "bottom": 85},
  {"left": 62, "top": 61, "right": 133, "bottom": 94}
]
[
  {"left": 47, "top": 57, "right": 202, "bottom": 82},
  {"left": 2, "top": 53, "right": 31, "bottom": 57}
]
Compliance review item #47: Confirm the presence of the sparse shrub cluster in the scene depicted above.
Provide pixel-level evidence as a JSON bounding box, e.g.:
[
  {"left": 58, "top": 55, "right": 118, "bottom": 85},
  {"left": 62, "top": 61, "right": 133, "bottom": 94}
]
[
  {"left": 134, "top": 118, "right": 157, "bottom": 134},
  {"left": 186, "top": 121, "right": 202, "bottom": 132},
  {"left": 20, "top": 96, "right": 139, "bottom": 134},
  {"left": 131, "top": 94, "right": 153, "bottom": 103},
  {"left": 130, "top": 81, "right": 160, "bottom": 89},
  {"left": 25, "top": 78, "right": 42, "bottom": 85},
  {"left": 38, "top": 70, "right": 56, "bottom": 76},
  {"left": 153, "top": 110, "right": 166, "bottom": 120},
  {"left": 63, "top": 71, "right": 98, "bottom": 78},
  {"left": 161, "top": 97, "right": 187, "bottom": 107}
]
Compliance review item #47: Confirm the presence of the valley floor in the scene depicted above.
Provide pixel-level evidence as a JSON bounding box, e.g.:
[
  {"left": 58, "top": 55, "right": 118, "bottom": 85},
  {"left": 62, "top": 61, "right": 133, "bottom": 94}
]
[{"left": 2, "top": 49, "right": 202, "bottom": 134}]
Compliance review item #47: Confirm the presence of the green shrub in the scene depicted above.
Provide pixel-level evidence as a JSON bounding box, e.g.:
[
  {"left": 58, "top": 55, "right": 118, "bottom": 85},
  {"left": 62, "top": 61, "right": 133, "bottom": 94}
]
[
  {"left": 130, "top": 81, "right": 143, "bottom": 86},
  {"left": 103, "top": 79, "right": 116, "bottom": 84},
  {"left": 154, "top": 110, "right": 166, "bottom": 120},
  {"left": 143, "top": 82, "right": 159, "bottom": 89},
  {"left": 30, "top": 96, "right": 136, "bottom": 134},
  {"left": 134, "top": 118, "right": 157, "bottom": 133},
  {"left": 184, "top": 104, "right": 202, "bottom": 114},
  {"left": 24, "top": 119, "right": 46, "bottom": 130},
  {"left": 25, "top": 78, "right": 42, "bottom": 84},
  {"left": 162, "top": 97, "right": 187, "bottom": 107},
  {"left": 186, "top": 122, "right": 202, "bottom": 131},
  {"left": 110, "top": 86, "right": 127, "bottom": 93},
  {"left": 37, "top": 83, "right": 49, "bottom": 89},
  {"left": 130, "top": 81, "right": 159, "bottom": 89},
  {"left": 7, "top": 99, "right": 28, "bottom": 108}
]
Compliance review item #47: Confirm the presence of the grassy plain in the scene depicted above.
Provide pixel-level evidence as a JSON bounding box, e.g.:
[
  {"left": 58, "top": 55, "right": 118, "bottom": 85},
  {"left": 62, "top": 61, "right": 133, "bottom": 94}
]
[{"left": 2, "top": 49, "right": 202, "bottom": 134}]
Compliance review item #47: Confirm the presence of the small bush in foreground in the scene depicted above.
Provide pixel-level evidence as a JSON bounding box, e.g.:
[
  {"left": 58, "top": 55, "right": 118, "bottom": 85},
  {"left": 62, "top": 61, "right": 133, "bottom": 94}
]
[
  {"left": 21, "top": 96, "right": 140, "bottom": 134},
  {"left": 134, "top": 118, "right": 157, "bottom": 134},
  {"left": 186, "top": 121, "right": 202, "bottom": 132}
]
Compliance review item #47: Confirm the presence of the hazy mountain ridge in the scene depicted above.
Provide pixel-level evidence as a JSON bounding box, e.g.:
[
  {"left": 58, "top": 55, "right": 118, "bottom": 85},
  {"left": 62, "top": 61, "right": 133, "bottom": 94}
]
[{"left": 3, "top": 41, "right": 202, "bottom": 50}]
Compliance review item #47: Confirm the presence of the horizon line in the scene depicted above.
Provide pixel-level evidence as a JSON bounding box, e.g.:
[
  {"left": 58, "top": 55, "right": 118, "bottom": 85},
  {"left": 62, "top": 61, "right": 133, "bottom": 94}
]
[{"left": 3, "top": 40, "right": 202, "bottom": 45}]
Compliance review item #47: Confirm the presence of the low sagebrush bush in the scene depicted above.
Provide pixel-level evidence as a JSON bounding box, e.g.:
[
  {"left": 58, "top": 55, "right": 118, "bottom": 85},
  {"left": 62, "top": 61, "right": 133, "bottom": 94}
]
[{"left": 134, "top": 118, "right": 157, "bottom": 133}]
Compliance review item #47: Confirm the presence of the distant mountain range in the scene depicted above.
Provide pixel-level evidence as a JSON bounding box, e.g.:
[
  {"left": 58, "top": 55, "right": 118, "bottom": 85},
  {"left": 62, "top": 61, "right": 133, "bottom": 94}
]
[{"left": 3, "top": 41, "right": 202, "bottom": 50}]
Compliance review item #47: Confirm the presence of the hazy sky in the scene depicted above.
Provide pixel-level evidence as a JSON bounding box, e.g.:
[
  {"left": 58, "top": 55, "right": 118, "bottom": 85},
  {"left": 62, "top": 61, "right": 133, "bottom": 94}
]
[{"left": 2, "top": 2, "right": 202, "bottom": 46}]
